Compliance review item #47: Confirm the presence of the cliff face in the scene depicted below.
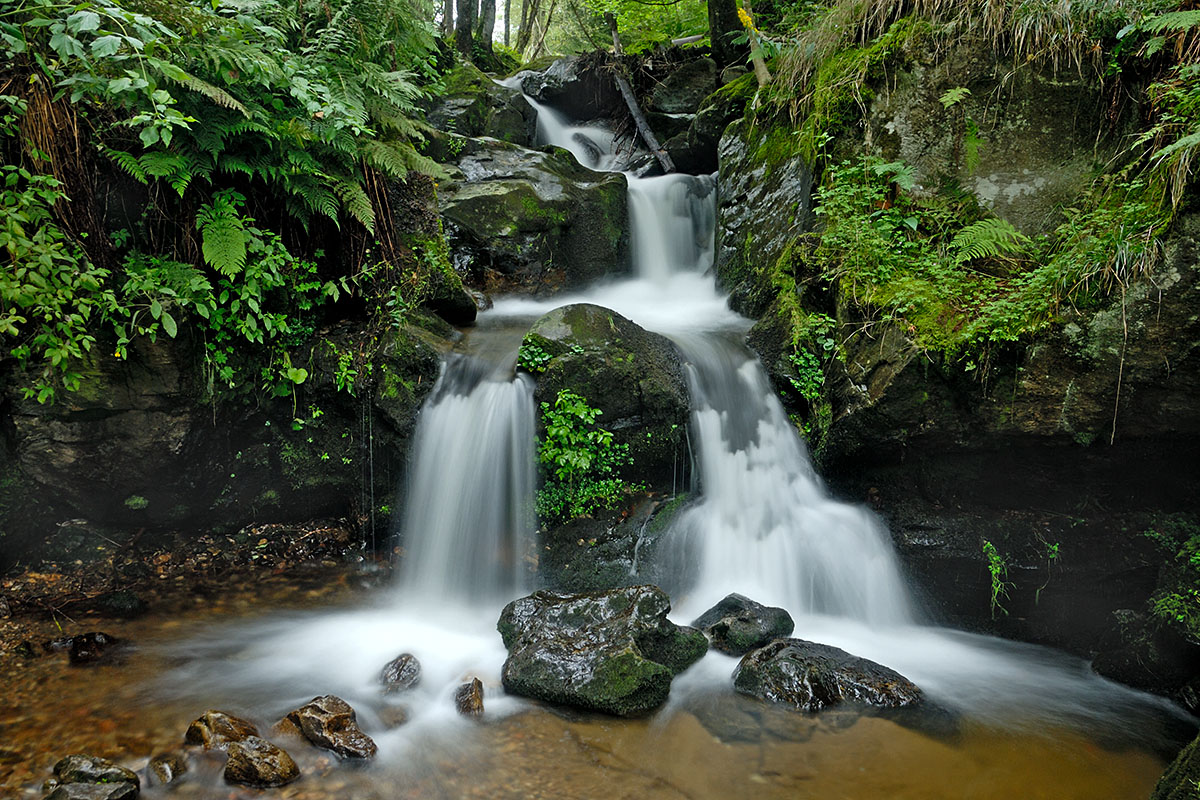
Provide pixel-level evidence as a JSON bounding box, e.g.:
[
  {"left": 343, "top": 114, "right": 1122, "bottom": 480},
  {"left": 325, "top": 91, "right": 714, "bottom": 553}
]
[{"left": 711, "top": 40, "right": 1200, "bottom": 696}]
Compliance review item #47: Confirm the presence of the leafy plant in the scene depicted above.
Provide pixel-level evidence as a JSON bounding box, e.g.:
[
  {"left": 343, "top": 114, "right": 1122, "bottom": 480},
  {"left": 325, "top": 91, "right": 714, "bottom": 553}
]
[
  {"left": 949, "top": 218, "right": 1031, "bottom": 266},
  {"left": 517, "top": 338, "right": 552, "bottom": 373},
  {"left": 981, "top": 539, "right": 1012, "bottom": 619},
  {"left": 536, "top": 389, "right": 639, "bottom": 525}
]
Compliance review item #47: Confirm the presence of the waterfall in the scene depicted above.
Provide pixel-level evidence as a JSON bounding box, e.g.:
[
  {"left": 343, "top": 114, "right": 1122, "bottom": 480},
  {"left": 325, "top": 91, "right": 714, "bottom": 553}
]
[{"left": 394, "top": 356, "right": 536, "bottom": 607}]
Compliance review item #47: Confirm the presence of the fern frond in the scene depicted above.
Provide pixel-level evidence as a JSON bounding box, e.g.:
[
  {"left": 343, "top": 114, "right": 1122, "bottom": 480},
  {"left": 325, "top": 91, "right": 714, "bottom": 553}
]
[
  {"left": 950, "top": 218, "right": 1032, "bottom": 265},
  {"left": 196, "top": 191, "right": 248, "bottom": 276},
  {"left": 102, "top": 147, "right": 148, "bottom": 183},
  {"left": 331, "top": 176, "right": 375, "bottom": 232},
  {"left": 360, "top": 139, "right": 409, "bottom": 178},
  {"left": 1139, "top": 10, "right": 1200, "bottom": 35}
]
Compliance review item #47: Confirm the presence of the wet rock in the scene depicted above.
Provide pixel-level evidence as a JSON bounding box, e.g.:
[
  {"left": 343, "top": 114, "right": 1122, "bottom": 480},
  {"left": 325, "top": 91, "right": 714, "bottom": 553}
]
[
  {"left": 498, "top": 585, "right": 708, "bottom": 717},
  {"left": 651, "top": 58, "right": 718, "bottom": 114},
  {"left": 670, "top": 72, "right": 756, "bottom": 174},
  {"left": 692, "top": 593, "right": 795, "bottom": 656},
  {"left": 379, "top": 652, "right": 421, "bottom": 693},
  {"left": 90, "top": 590, "right": 147, "bottom": 619},
  {"left": 223, "top": 736, "right": 300, "bottom": 788},
  {"left": 44, "top": 783, "right": 137, "bottom": 800},
  {"left": 454, "top": 678, "right": 485, "bottom": 717},
  {"left": 438, "top": 140, "right": 628, "bottom": 294},
  {"left": 733, "top": 639, "right": 923, "bottom": 712},
  {"left": 522, "top": 304, "right": 689, "bottom": 495},
  {"left": 53, "top": 754, "right": 139, "bottom": 788},
  {"left": 1153, "top": 733, "right": 1200, "bottom": 800},
  {"left": 147, "top": 752, "right": 187, "bottom": 786},
  {"left": 183, "top": 710, "right": 259, "bottom": 750},
  {"left": 14, "top": 640, "right": 37, "bottom": 659},
  {"left": 377, "top": 706, "right": 409, "bottom": 729},
  {"left": 518, "top": 56, "right": 622, "bottom": 122},
  {"left": 69, "top": 632, "right": 123, "bottom": 665},
  {"left": 286, "top": 695, "right": 377, "bottom": 760},
  {"left": 426, "top": 63, "right": 536, "bottom": 146}
]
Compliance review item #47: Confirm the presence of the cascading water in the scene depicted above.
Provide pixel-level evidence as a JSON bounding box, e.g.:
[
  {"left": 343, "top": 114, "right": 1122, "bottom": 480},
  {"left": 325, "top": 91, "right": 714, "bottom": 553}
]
[{"left": 394, "top": 356, "right": 535, "bottom": 606}]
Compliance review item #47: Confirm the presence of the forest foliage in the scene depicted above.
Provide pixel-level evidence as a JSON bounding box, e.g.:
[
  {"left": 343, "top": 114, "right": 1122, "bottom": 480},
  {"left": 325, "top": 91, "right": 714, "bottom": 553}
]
[{"left": 1, "top": 0, "right": 449, "bottom": 403}]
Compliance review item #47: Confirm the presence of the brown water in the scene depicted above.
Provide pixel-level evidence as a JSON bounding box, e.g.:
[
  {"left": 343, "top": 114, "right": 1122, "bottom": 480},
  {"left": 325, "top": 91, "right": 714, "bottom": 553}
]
[{"left": 0, "top": 577, "right": 1173, "bottom": 800}]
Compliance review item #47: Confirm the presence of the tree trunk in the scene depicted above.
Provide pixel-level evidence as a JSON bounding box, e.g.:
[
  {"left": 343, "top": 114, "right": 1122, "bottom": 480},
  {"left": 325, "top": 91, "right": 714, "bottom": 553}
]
[
  {"left": 504, "top": 0, "right": 511, "bottom": 46},
  {"left": 707, "top": 0, "right": 746, "bottom": 68},
  {"left": 742, "top": 0, "right": 772, "bottom": 87},
  {"left": 529, "top": 0, "right": 557, "bottom": 59},
  {"left": 516, "top": 0, "right": 538, "bottom": 53},
  {"left": 455, "top": 0, "right": 476, "bottom": 60},
  {"left": 476, "top": 0, "right": 496, "bottom": 55},
  {"left": 605, "top": 13, "right": 674, "bottom": 173},
  {"left": 442, "top": 0, "right": 454, "bottom": 37}
]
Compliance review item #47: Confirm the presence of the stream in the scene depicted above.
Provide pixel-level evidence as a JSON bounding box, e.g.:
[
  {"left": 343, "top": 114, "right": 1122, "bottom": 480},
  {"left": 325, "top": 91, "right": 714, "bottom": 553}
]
[{"left": 5, "top": 74, "right": 1193, "bottom": 800}]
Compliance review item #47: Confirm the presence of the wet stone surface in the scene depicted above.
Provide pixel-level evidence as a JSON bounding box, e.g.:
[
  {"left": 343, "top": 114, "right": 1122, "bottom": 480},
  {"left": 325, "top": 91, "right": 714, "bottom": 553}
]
[
  {"left": 286, "top": 696, "right": 377, "bottom": 760},
  {"left": 223, "top": 735, "right": 300, "bottom": 787}
]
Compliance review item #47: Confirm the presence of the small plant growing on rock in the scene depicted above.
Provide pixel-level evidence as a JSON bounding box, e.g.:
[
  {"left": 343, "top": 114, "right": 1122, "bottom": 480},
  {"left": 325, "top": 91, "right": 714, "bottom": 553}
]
[
  {"left": 982, "top": 539, "right": 1012, "bottom": 619},
  {"left": 536, "top": 389, "right": 638, "bottom": 525}
]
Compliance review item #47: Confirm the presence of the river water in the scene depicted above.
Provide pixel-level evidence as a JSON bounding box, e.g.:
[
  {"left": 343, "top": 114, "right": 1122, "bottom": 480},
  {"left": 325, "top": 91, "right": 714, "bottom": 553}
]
[{"left": 5, "top": 69, "right": 1190, "bottom": 800}]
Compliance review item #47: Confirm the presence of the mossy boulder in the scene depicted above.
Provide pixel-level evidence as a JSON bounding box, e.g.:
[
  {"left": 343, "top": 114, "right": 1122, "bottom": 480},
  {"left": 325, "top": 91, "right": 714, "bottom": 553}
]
[
  {"left": 668, "top": 72, "right": 757, "bottom": 174},
  {"left": 1152, "top": 734, "right": 1200, "bottom": 800},
  {"left": 425, "top": 63, "right": 535, "bottom": 146},
  {"left": 517, "top": 55, "right": 623, "bottom": 121},
  {"left": 650, "top": 57, "right": 718, "bottom": 114},
  {"left": 438, "top": 140, "right": 628, "bottom": 294},
  {"left": 733, "top": 638, "right": 923, "bottom": 711},
  {"left": 497, "top": 585, "right": 708, "bottom": 716},
  {"left": 692, "top": 593, "right": 795, "bottom": 656},
  {"left": 520, "top": 304, "right": 689, "bottom": 494}
]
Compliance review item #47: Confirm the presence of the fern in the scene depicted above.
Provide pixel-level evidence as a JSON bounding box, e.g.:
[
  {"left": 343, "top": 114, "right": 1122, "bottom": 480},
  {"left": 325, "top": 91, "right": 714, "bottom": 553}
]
[
  {"left": 950, "top": 218, "right": 1032, "bottom": 266},
  {"left": 102, "top": 146, "right": 149, "bottom": 183},
  {"left": 331, "top": 176, "right": 375, "bottom": 231},
  {"left": 196, "top": 190, "right": 248, "bottom": 276}
]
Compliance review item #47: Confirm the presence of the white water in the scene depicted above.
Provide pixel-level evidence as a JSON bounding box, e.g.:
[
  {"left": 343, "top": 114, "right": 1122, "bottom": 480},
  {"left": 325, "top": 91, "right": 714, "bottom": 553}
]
[{"left": 154, "top": 73, "right": 1188, "bottom": 753}]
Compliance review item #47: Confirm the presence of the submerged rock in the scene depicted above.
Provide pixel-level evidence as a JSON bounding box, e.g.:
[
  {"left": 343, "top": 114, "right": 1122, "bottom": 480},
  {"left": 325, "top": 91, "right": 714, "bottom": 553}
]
[
  {"left": 733, "top": 639, "right": 923, "bottom": 712},
  {"left": 223, "top": 736, "right": 299, "bottom": 788},
  {"left": 454, "top": 678, "right": 485, "bottom": 717},
  {"left": 692, "top": 594, "right": 795, "bottom": 656},
  {"left": 183, "top": 710, "right": 258, "bottom": 750},
  {"left": 43, "top": 632, "right": 124, "bottom": 666},
  {"left": 286, "top": 695, "right": 377, "bottom": 760},
  {"left": 53, "top": 755, "right": 139, "bottom": 788},
  {"left": 44, "top": 783, "right": 137, "bottom": 800},
  {"left": 146, "top": 752, "right": 187, "bottom": 786},
  {"left": 380, "top": 652, "right": 422, "bottom": 693},
  {"left": 498, "top": 585, "right": 707, "bottom": 717}
]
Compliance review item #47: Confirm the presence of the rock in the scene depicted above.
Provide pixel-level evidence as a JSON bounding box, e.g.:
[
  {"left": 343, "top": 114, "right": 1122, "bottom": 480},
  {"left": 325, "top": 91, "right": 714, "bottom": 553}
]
[
  {"left": 538, "top": 495, "right": 693, "bottom": 594},
  {"left": 65, "top": 632, "right": 122, "bottom": 666},
  {"left": 522, "top": 304, "right": 689, "bottom": 494},
  {"left": 426, "top": 63, "right": 536, "bottom": 146},
  {"left": 692, "top": 594, "right": 795, "bottom": 656},
  {"left": 183, "top": 711, "right": 259, "bottom": 750},
  {"left": 147, "top": 752, "right": 187, "bottom": 786},
  {"left": 438, "top": 140, "right": 628, "bottom": 294},
  {"left": 44, "top": 784, "right": 137, "bottom": 800},
  {"left": 1152, "top": 733, "right": 1200, "bottom": 800},
  {"left": 733, "top": 639, "right": 923, "bottom": 711},
  {"left": 672, "top": 72, "right": 757, "bottom": 174},
  {"left": 15, "top": 640, "right": 37, "bottom": 659},
  {"left": 53, "top": 755, "right": 139, "bottom": 788},
  {"left": 518, "top": 56, "right": 623, "bottom": 121},
  {"left": 90, "top": 591, "right": 147, "bottom": 619},
  {"left": 497, "top": 585, "right": 708, "bottom": 717},
  {"left": 377, "top": 706, "right": 409, "bottom": 729},
  {"left": 651, "top": 58, "right": 718, "bottom": 114},
  {"left": 379, "top": 653, "right": 421, "bottom": 693},
  {"left": 720, "top": 65, "right": 748, "bottom": 84},
  {"left": 454, "top": 678, "right": 485, "bottom": 717},
  {"left": 223, "top": 736, "right": 300, "bottom": 788},
  {"left": 285, "top": 695, "right": 377, "bottom": 760}
]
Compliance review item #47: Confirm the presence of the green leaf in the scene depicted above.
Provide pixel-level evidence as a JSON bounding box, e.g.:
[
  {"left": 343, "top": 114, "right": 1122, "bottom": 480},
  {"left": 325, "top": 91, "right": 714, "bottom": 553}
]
[
  {"left": 161, "top": 310, "right": 177, "bottom": 337},
  {"left": 286, "top": 367, "right": 308, "bottom": 384},
  {"left": 66, "top": 11, "right": 101, "bottom": 34},
  {"left": 90, "top": 35, "right": 122, "bottom": 57},
  {"left": 150, "top": 298, "right": 162, "bottom": 319}
]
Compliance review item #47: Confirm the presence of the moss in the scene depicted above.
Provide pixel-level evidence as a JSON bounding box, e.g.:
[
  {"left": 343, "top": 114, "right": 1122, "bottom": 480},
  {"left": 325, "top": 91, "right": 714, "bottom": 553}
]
[
  {"left": 123, "top": 495, "right": 149, "bottom": 510},
  {"left": 581, "top": 648, "right": 672, "bottom": 715}
]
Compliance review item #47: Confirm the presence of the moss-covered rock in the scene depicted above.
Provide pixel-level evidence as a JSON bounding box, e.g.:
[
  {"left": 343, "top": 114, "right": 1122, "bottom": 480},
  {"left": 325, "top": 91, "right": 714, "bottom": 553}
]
[
  {"left": 438, "top": 140, "right": 628, "bottom": 294},
  {"left": 692, "top": 593, "right": 795, "bottom": 656},
  {"left": 520, "top": 304, "right": 689, "bottom": 494},
  {"left": 497, "top": 585, "right": 707, "bottom": 716},
  {"left": 425, "top": 63, "right": 536, "bottom": 146},
  {"left": 650, "top": 57, "right": 718, "bottom": 115},
  {"left": 1152, "top": 734, "right": 1200, "bottom": 800}
]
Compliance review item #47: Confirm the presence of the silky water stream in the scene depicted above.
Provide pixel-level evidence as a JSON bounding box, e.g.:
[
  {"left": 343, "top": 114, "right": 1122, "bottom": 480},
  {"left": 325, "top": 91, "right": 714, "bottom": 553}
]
[{"left": 10, "top": 85, "right": 1192, "bottom": 800}]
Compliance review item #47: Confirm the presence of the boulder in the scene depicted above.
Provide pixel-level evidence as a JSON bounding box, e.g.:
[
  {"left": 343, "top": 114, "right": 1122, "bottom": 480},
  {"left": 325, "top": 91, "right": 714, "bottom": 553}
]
[
  {"left": 285, "top": 695, "right": 377, "bottom": 760},
  {"left": 651, "top": 58, "right": 718, "bottom": 114},
  {"left": 146, "top": 752, "right": 187, "bottom": 786},
  {"left": 692, "top": 594, "right": 795, "bottom": 656},
  {"left": 454, "top": 678, "right": 485, "bottom": 717},
  {"left": 733, "top": 639, "right": 923, "bottom": 711},
  {"left": 183, "top": 711, "right": 258, "bottom": 750},
  {"left": 669, "top": 72, "right": 757, "bottom": 175},
  {"left": 379, "top": 652, "right": 421, "bottom": 693},
  {"left": 522, "top": 304, "right": 689, "bottom": 494},
  {"left": 497, "top": 585, "right": 708, "bottom": 716},
  {"left": 223, "top": 736, "right": 299, "bottom": 788},
  {"left": 53, "top": 755, "right": 139, "bottom": 788},
  {"left": 1153, "top": 734, "right": 1200, "bottom": 800},
  {"left": 66, "top": 632, "right": 123, "bottom": 666},
  {"left": 426, "top": 63, "right": 536, "bottom": 146},
  {"left": 438, "top": 140, "right": 628, "bottom": 294},
  {"left": 518, "top": 56, "right": 623, "bottom": 121}
]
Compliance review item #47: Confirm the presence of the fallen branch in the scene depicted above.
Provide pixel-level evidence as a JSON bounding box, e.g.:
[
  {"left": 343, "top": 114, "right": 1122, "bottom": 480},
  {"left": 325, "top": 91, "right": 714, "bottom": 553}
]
[{"left": 605, "top": 12, "right": 675, "bottom": 173}]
